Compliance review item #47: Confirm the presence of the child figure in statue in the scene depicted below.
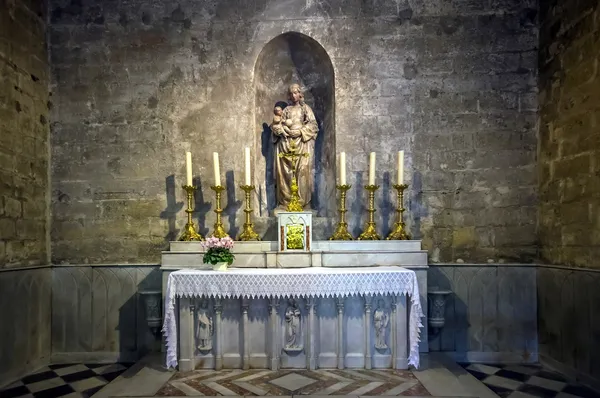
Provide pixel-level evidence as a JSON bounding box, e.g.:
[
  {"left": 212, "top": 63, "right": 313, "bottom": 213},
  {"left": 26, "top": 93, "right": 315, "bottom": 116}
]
[{"left": 272, "top": 106, "right": 291, "bottom": 136}]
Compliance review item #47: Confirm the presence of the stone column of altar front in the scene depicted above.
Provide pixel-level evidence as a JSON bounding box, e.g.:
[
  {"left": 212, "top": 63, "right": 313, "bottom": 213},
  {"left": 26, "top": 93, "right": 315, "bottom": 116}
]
[
  {"left": 214, "top": 298, "right": 223, "bottom": 370},
  {"left": 364, "top": 295, "right": 373, "bottom": 369},
  {"left": 336, "top": 297, "right": 344, "bottom": 369},
  {"left": 395, "top": 294, "right": 409, "bottom": 369},
  {"left": 269, "top": 298, "right": 279, "bottom": 370},
  {"left": 242, "top": 298, "right": 250, "bottom": 370},
  {"left": 178, "top": 298, "right": 196, "bottom": 372}
]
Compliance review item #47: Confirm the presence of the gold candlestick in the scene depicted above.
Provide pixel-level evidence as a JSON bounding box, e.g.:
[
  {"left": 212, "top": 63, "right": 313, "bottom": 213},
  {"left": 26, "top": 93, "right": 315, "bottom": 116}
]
[
  {"left": 238, "top": 185, "right": 260, "bottom": 241},
  {"left": 358, "top": 184, "right": 381, "bottom": 240},
  {"left": 329, "top": 184, "right": 353, "bottom": 240},
  {"left": 387, "top": 184, "right": 411, "bottom": 240},
  {"left": 210, "top": 185, "right": 229, "bottom": 238},
  {"left": 178, "top": 185, "right": 203, "bottom": 241}
]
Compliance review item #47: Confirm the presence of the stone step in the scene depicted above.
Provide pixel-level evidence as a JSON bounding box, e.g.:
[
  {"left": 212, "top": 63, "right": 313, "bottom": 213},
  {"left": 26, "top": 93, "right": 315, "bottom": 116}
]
[
  {"left": 161, "top": 249, "right": 428, "bottom": 269},
  {"left": 168, "top": 240, "right": 422, "bottom": 252}
]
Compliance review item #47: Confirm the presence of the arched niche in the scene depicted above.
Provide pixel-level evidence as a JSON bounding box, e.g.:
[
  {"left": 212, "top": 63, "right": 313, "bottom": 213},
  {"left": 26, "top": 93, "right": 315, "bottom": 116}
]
[{"left": 254, "top": 32, "right": 336, "bottom": 217}]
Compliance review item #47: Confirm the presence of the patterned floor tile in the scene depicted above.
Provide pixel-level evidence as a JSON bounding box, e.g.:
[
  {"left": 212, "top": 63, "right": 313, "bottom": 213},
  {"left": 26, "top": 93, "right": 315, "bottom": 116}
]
[
  {"left": 155, "top": 369, "right": 430, "bottom": 396},
  {"left": 460, "top": 362, "right": 600, "bottom": 398},
  {"left": 0, "top": 363, "right": 135, "bottom": 398}
]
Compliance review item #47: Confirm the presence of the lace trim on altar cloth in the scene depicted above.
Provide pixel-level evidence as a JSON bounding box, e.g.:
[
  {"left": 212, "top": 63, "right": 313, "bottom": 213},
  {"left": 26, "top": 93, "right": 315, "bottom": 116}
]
[{"left": 162, "top": 267, "right": 424, "bottom": 370}]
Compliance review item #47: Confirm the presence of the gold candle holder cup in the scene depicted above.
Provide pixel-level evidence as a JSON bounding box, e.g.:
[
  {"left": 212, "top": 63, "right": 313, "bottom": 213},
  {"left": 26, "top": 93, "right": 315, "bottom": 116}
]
[
  {"left": 238, "top": 185, "right": 260, "bottom": 241},
  {"left": 178, "top": 185, "right": 203, "bottom": 241},
  {"left": 386, "top": 183, "right": 411, "bottom": 240},
  {"left": 210, "top": 185, "right": 229, "bottom": 238},
  {"left": 358, "top": 184, "right": 381, "bottom": 240},
  {"left": 329, "top": 184, "right": 353, "bottom": 240}
]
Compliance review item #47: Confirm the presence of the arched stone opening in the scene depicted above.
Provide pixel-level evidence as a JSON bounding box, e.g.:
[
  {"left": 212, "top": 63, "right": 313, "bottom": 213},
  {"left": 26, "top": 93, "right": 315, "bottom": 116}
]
[{"left": 254, "top": 32, "right": 336, "bottom": 217}]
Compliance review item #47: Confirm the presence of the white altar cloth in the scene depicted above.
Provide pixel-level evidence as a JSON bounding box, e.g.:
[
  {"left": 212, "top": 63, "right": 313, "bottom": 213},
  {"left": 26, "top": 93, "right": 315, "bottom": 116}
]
[{"left": 163, "top": 266, "right": 424, "bottom": 369}]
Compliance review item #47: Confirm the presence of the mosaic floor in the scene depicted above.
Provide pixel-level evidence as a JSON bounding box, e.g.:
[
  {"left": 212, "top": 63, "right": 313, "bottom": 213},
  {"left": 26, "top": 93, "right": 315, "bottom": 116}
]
[
  {"left": 155, "top": 369, "right": 430, "bottom": 396},
  {"left": 460, "top": 363, "right": 600, "bottom": 398},
  {"left": 0, "top": 363, "right": 134, "bottom": 398},
  {"left": 2, "top": 359, "right": 600, "bottom": 398}
]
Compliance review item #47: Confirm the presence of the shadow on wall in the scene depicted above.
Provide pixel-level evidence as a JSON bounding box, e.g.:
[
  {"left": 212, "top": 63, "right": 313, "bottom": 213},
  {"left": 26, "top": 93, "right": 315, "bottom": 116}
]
[
  {"left": 160, "top": 175, "right": 184, "bottom": 241},
  {"left": 224, "top": 170, "right": 243, "bottom": 238},
  {"left": 427, "top": 265, "right": 538, "bottom": 361},
  {"left": 120, "top": 267, "right": 163, "bottom": 363},
  {"left": 51, "top": 266, "right": 162, "bottom": 363}
]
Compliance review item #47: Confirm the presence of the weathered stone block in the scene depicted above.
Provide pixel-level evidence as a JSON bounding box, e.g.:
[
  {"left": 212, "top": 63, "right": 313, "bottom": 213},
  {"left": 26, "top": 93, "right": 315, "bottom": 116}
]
[
  {"left": 553, "top": 154, "right": 591, "bottom": 180},
  {"left": 0, "top": 218, "right": 16, "bottom": 239},
  {"left": 3, "top": 196, "right": 22, "bottom": 218},
  {"left": 452, "top": 226, "right": 476, "bottom": 248}
]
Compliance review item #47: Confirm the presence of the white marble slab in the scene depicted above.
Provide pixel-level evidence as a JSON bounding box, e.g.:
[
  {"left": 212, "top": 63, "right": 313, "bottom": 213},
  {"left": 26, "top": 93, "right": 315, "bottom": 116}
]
[{"left": 162, "top": 240, "right": 428, "bottom": 269}]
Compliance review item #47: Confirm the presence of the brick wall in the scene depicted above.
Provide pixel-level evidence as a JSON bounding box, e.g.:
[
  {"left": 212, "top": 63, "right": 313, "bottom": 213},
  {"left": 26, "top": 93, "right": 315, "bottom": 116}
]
[
  {"left": 0, "top": 0, "right": 50, "bottom": 268},
  {"left": 49, "top": 0, "right": 539, "bottom": 264},
  {"left": 538, "top": 0, "right": 600, "bottom": 268}
]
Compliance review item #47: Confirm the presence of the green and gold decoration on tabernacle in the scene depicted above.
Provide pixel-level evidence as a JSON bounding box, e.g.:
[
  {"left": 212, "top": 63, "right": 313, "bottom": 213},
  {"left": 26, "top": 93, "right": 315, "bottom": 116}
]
[
  {"left": 286, "top": 223, "right": 304, "bottom": 249},
  {"left": 278, "top": 212, "right": 311, "bottom": 251},
  {"left": 278, "top": 141, "right": 309, "bottom": 212}
]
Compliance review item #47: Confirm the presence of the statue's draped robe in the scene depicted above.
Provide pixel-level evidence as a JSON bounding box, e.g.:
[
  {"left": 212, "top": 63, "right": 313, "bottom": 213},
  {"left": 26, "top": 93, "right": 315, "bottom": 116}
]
[
  {"left": 271, "top": 103, "right": 318, "bottom": 209},
  {"left": 196, "top": 310, "right": 212, "bottom": 347}
]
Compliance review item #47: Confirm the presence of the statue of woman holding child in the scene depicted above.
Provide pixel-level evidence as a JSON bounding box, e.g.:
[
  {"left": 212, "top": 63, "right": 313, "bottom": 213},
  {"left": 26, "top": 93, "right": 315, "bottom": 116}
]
[{"left": 270, "top": 84, "right": 319, "bottom": 211}]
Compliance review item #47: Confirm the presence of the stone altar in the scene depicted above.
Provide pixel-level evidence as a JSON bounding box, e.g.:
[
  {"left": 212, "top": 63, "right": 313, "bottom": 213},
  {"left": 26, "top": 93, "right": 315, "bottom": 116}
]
[{"left": 161, "top": 240, "right": 429, "bottom": 371}]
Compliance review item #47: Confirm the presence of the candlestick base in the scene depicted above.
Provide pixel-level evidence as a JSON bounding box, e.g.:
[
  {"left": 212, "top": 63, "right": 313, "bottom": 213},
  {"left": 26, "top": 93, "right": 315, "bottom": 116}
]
[
  {"left": 386, "top": 222, "right": 410, "bottom": 240},
  {"left": 358, "top": 185, "right": 381, "bottom": 240},
  {"left": 329, "top": 184, "right": 353, "bottom": 241},
  {"left": 178, "top": 185, "right": 203, "bottom": 241},
  {"left": 239, "top": 224, "right": 260, "bottom": 241},
  {"left": 386, "top": 183, "right": 411, "bottom": 240},
  {"left": 238, "top": 185, "right": 261, "bottom": 241},
  {"left": 330, "top": 222, "right": 353, "bottom": 240},
  {"left": 178, "top": 221, "right": 203, "bottom": 241},
  {"left": 358, "top": 222, "right": 381, "bottom": 240},
  {"left": 210, "top": 185, "right": 229, "bottom": 239}
]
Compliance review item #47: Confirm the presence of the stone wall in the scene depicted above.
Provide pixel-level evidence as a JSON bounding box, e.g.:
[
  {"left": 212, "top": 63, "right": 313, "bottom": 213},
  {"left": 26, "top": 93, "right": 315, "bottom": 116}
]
[
  {"left": 50, "top": 0, "right": 538, "bottom": 264},
  {"left": 537, "top": 266, "right": 600, "bottom": 388},
  {"left": 0, "top": 0, "right": 51, "bottom": 388},
  {"left": 0, "top": 268, "right": 52, "bottom": 387},
  {"left": 537, "top": 0, "right": 600, "bottom": 385},
  {"left": 538, "top": 0, "right": 600, "bottom": 268},
  {"left": 51, "top": 265, "right": 161, "bottom": 363},
  {"left": 428, "top": 265, "right": 537, "bottom": 363},
  {"left": 0, "top": 0, "right": 50, "bottom": 267}
]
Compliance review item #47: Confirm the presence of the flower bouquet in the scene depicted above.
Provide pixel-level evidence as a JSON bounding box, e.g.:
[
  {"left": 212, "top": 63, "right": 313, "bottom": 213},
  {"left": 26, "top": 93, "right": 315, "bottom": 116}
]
[{"left": 202, "top": 236, "right": 235, "bottom": 271}]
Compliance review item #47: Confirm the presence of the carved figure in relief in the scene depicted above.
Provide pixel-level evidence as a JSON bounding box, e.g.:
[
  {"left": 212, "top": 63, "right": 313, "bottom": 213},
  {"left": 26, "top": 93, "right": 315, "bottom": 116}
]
[
  {"left": 270, "top": 84, "right": 319, "bottom": 210},
  {"left": 284, "top": 299, "right": 302, "bottom": 350},
  {"left": 374, "top": 299, "right": 389, "bottom": 350},
  {"left": 196, "top": 299, "right": 213, "bottom": 350}
]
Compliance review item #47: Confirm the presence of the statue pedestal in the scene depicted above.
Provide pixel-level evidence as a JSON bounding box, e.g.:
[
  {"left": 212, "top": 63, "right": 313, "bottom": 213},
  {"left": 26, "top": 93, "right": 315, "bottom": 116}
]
[{"left": 277, "top": 212, "right": 313, "bottom": 252}]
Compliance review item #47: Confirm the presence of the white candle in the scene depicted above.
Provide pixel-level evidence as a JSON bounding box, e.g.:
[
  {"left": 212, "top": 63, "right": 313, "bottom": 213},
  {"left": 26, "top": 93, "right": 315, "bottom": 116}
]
[
  {"left": 368, "top": 152, "right": 376, "bottom": 185},
  {"left": 244, "top": 147, "right": 251, "bottom": 186},
  {"left": 340, "top": 152, "right": 346, "bottom": 185},
  {"left": 185, "top": 151, "right": 193, "bottom": 186},
  {"left": 213, "top": 152, "right": 221, "bottom": 186},
  {"left": 397, "top": 150, "right": 404, "bottom": 185}
]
